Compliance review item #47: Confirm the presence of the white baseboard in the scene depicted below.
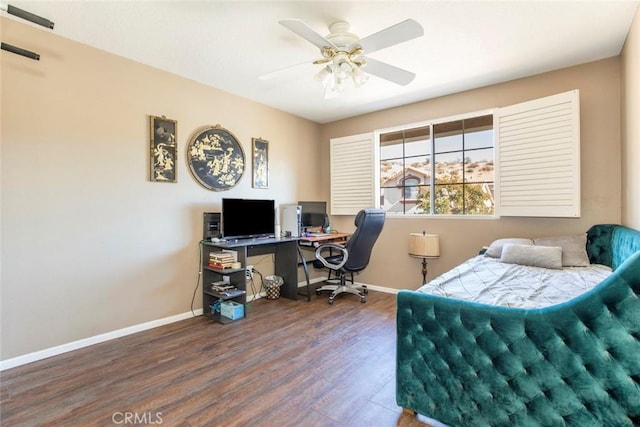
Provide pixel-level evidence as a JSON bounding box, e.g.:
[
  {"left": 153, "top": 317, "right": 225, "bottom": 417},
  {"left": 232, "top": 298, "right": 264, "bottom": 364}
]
[
  {"left": 1, "top": 280, "right": 398, "bottom": 371},
  {"left": 0, "top": 309, "right": 202, "bottom": 371},
  {"left": 362, "top": 283, "right": 399, "bottom": 294}
]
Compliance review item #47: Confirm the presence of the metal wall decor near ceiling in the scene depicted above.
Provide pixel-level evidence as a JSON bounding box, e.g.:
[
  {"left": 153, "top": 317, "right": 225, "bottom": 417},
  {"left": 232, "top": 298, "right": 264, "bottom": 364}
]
[
  {"left": 186, "top": 125, "right": 245, "bottom": 191},
  {"left": 1, "top": 3, "right": 55, "bottom": 60}
]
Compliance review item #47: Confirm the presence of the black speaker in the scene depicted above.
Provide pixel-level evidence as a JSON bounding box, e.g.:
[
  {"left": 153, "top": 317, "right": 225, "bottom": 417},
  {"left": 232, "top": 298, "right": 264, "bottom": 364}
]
[{"left": 203, "top": 212, "right": 221, "bottom": 240}]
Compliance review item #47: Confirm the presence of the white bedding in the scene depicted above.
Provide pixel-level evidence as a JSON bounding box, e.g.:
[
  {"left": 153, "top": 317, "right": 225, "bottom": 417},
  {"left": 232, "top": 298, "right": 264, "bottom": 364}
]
[{"left": 417, "top": 255, "right": 612, "bottom": 308}]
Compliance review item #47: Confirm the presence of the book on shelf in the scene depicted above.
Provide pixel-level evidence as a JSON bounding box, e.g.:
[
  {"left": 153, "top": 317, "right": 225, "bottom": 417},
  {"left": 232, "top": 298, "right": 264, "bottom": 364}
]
[
  {"left": 221, "top": 249, "right": 238, "bottom": 262},
  {"left": 211, "top": 284, "right": 234, "bottom": 291},
  {"left": 210, "top": 287, "right": 246, "bottom": 299},
  {"left": 209, "top": 252, "right": 235, "bottom": 261},
  {"left": 222, "top": 289, "right": 246, "bottom": 298},
  {"left": 208, "top": 251, "right": 235, "bottom": 269},
  {"left": 208, "top": 263, "right": 231, "bottom": 269}
]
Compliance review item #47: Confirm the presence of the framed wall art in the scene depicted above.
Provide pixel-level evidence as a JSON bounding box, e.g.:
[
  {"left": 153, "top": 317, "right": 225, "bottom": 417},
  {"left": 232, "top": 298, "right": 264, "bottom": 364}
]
[
  {"left": 150, "top": 115, "right": 177, "bottom": 183},
  {"left": 252, "top": 137, "right": 269, "bottom": 189},
  {"left": 186, "top": 125, "right": 245, "bottom": 191}
]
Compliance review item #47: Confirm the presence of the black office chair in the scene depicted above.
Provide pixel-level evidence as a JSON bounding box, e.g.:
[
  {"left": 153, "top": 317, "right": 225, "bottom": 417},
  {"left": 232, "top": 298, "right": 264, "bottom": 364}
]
[{"left": 313, "top": 208, "right": 385, "bottom": 304}]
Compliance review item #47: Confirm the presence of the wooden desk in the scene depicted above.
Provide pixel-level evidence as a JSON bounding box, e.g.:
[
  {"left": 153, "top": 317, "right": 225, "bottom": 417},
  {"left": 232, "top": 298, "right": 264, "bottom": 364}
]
[{"left": 298, "top": 232, "right": 351, "bottom": 248}]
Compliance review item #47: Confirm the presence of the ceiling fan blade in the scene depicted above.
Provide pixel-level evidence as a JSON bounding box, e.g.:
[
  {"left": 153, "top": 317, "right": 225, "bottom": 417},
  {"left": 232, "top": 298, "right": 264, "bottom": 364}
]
[
  {"left": 363, "top": 57, "right": 416, "bottom": 86},
  {"left": 353, "top": 19, "right": 424, "bottom": 54},
  {"left": 279, "top": 19, "right": 337, "bottom": 50}
]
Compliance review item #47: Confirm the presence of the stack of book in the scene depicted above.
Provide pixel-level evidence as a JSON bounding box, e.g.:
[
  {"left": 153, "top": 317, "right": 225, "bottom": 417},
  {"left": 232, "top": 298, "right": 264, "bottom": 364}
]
[{"left": 208, "top": 252, "right": 235, "bottom": 269}]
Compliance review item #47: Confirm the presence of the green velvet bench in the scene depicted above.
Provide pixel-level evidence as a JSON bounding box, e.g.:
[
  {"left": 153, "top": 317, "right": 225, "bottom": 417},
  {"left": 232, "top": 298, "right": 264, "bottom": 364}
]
[{"left": 396, "top": 224, "right": 640, "bottom": 426}]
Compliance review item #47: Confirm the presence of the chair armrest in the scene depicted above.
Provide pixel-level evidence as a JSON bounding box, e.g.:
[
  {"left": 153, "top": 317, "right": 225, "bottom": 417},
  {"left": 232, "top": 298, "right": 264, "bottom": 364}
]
[{"left": 315, "top": 243, "right": 348, "bottom": 271}]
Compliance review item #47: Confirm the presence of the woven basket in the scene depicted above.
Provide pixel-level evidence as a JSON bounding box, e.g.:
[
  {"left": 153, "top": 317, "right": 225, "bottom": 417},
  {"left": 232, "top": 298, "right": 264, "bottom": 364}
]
[{"left": 264, "top": 275, "right": 283, "bottom": 300}]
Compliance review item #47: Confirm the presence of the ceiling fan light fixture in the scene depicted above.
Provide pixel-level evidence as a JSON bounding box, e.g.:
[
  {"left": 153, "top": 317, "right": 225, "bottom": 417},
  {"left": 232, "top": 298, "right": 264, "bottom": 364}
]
[
  {"left": 276, "top": 18, "right": 424, "bottom": 98},
  {"left": 320, "top": 46, "right": 335, "bottom": 59},
  {"left": 314, "top": 66, "right": 332, "bottom": 84},
  {"left": 323, "top": 75, "right": 340, "bottom": 99},
  {"left": 316, "top": 50, "right": 368, "bottom": 97},
  {"left": 335, "top": 59, "right": 352, "bottom": 79},
  {"left": 351, "top": 66, "right": 369, "bottom": 87}
]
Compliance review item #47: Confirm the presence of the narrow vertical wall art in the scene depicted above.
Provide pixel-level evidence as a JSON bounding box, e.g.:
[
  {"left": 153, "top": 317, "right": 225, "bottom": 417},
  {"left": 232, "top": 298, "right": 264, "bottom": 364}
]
[
  {"left": 150, "top": 115, "right": 177, "bottom": 182},
  {"left": 252, "top": 137, "right": 269, "bottom": 189}
]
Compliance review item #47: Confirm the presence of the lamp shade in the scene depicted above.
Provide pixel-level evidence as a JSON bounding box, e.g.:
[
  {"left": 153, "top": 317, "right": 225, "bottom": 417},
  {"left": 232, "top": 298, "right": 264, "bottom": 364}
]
[{"left": 409, "top": 233, "right": 440, "bottom": 257}]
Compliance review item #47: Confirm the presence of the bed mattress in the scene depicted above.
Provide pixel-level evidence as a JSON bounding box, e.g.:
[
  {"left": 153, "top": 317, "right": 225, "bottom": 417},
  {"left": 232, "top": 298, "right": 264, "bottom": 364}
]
[{"left": 417, "top": 255, "right": 612, "bottom": 308}]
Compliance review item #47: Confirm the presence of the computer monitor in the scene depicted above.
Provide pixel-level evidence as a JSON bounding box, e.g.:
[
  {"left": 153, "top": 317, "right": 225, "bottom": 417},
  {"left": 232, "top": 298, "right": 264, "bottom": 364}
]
[
  {"left": 298, "top": 201, "right": 329, "bottom": 230},
  {"left": 222, "top": 198, "right": 275, "bottom": 239}
]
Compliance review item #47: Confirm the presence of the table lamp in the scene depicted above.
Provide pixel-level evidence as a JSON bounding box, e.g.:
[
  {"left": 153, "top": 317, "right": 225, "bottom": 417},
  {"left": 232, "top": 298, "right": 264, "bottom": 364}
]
[{"left": 409, "top": 231, "right": 440, "bottom": 285}]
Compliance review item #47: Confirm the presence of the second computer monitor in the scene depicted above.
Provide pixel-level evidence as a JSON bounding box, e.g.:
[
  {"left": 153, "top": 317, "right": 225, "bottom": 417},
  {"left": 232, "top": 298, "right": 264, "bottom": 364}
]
[{"left": 298, "top": 201, "right": 329, "bottom": 230}]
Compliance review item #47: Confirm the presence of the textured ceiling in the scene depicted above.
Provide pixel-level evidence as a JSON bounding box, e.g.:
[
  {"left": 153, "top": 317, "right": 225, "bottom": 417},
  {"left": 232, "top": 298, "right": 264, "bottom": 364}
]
[{"left": 5, "top": 1, "right": 639, "bottom": 123}]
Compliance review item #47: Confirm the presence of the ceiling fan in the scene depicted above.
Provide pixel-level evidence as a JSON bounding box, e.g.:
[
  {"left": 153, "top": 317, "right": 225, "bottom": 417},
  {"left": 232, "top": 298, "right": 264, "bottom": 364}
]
[{"left": 263, "top": 18, "right": 424, "bottom": 99}]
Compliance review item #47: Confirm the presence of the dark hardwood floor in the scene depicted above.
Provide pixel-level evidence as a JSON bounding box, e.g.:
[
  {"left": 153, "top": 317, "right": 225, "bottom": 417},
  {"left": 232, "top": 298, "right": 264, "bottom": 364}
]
[{"left": 1, "top": 290, "right": 440, "bottom": 427}]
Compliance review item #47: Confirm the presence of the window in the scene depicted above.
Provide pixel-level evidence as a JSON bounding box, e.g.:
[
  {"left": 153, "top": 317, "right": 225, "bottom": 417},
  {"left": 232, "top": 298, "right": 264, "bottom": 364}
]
[
  {"left": 330, "top": 90, "right": 580, "bottom": 218},
  {"left": 378, "top": 114, "right": 494, "bottom": 216},
  {"left": 403, "top": 177, "right": 420, "bottom": 199},
  {"left": 379, "top": 125, "right": 431, "bottom": 214}
]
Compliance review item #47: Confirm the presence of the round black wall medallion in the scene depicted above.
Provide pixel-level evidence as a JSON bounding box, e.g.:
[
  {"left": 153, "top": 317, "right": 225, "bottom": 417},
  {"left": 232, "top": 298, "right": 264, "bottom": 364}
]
[{"left": 186, "top": 125, "right": 245, "bottom": 191}]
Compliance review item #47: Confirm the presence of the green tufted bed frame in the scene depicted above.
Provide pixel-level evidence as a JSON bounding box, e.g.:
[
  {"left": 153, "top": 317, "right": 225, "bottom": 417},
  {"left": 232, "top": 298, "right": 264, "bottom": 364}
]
[{"left": 396, "top": 224, "right": 640, "bottom": 426}]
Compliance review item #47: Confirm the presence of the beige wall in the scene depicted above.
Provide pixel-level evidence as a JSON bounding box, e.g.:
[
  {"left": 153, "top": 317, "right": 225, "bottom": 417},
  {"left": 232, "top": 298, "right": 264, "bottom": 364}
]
[
  {"left": 2, "top": 13, "right": 636, "bottom": 363},
  {"left": 622, "top": 7, "right": 640, "bottom": 229},
  {"left": 320, "top": 58, "right": 623, "bottom": 289},
  {"left": 0, "top": 18, "right": 320, "bottom": 360}
]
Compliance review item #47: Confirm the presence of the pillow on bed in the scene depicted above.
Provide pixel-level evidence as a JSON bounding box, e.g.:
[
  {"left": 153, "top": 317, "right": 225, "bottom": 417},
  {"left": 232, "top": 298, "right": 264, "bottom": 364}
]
[
  {"left": 500, "top": 243, "right": 563, "bottom": 269},
  {"left": 485, "top": 238, "right": 534, "bottom": 258},
  {"left": 533, "top": 234, "right": 590, "bottom": 267}
]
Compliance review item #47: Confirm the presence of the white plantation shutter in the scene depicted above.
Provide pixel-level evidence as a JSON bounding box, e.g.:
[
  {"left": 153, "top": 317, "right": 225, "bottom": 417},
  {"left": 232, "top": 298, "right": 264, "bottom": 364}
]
[
  {"left": 330, "top": 133, "right": 376, "bottom": 215},
  {"left": 496, "top": 90, "right": 580, "bottom": 217}
]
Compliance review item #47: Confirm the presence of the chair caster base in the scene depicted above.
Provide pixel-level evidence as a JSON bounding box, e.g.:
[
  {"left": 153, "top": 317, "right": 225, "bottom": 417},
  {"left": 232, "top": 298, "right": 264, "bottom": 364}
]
[{"left": 316, "top": 281, "right": 367, "bottom": 304}]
